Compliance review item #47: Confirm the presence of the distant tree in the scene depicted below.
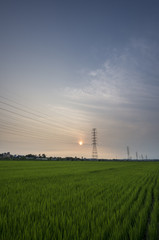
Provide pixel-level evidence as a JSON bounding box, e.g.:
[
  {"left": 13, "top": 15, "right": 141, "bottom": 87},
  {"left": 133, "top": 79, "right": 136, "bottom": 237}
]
[
  {"left": 42, "top": 153, "right": 46, "bottom": 158},
  {"left": 26, "top": 154, "right": 36, "bottom": 159}
]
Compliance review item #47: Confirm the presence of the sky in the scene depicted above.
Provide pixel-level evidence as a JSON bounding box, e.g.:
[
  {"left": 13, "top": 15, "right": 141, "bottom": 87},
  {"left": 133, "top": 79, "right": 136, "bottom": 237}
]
[{"left": 0, "top": 0, "right": 159, "bottom": 159}]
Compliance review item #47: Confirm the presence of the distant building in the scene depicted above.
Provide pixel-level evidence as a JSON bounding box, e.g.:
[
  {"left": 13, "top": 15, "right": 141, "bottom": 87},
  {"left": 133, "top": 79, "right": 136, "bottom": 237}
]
[{"left": 1, "top": 152, "right": 11, "bottom": 158}]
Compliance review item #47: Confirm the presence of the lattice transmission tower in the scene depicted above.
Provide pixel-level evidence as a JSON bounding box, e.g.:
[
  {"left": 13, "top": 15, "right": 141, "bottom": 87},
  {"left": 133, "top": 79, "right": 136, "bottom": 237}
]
[{"left": 92, "top": 128, "right": 98, "bottom": 159}]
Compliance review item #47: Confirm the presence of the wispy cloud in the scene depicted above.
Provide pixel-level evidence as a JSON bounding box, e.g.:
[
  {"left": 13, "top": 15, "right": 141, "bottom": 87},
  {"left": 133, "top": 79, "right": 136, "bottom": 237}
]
[
  {"left": 60, "top": 39, "right": 159, "bottom": 158},
  {"left": 64, "top": 39, "right": 159, "bottom": 113}
]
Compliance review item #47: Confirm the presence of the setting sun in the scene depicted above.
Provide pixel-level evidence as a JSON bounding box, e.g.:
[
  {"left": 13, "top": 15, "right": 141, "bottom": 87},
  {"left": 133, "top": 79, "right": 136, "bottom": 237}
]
[{"left": 79, "top": 141, "right": 83, "bottom": 146}]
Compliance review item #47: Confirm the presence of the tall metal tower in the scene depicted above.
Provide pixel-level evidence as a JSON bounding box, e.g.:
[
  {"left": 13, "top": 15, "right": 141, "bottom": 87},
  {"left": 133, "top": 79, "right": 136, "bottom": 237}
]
[
  {"left": 92, "top": 128, "right": 98, "bottom": 159},
  {"left": 127, "top": 146, "right": 130, "bottom": 160},
  {"left": 136, "top": 152, "right": 138, "bottom": 160}
]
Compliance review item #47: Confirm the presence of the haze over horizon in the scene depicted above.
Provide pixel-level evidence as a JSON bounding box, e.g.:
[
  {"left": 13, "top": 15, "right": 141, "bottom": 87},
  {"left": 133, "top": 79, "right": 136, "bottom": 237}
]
[{"left": 1, "top": 0, "right": 159, "bottom": 159}]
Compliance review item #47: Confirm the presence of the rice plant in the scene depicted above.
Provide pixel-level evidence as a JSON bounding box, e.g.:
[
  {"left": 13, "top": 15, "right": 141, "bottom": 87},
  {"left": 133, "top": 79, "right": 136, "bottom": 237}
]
[{"left": 0, "top": 161, "right": 159, "bottom": 240}]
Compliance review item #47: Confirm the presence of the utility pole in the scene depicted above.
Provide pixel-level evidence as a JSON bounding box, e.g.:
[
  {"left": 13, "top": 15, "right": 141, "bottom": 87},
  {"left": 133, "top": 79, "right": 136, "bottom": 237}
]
[
  {"left": 136, "top": 152, "right": 138, "bottom": 160},
  {"left": 92, "top": 128, "right": 98, "bottom": 159}
]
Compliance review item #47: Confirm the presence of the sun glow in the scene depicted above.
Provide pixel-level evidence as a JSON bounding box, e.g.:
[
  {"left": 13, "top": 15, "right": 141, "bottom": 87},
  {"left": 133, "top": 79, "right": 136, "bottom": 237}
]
[{"left": 79, "top": 141, "right": 83, "bottom": 146}]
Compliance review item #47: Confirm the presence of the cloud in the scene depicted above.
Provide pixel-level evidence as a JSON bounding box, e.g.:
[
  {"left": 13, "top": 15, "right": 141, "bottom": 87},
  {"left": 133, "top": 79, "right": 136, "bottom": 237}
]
[
  {"left": 64, "top": 39, "right": 159, "bottom": 114},
  {"left": 61, "top": 39, "right": 159, "bottom": 158}
]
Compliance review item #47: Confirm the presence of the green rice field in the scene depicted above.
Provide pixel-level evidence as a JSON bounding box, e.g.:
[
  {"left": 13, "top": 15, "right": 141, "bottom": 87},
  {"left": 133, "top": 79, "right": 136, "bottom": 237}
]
[{"left": 0, "top": 160, "right": 159, "bottom": 240}]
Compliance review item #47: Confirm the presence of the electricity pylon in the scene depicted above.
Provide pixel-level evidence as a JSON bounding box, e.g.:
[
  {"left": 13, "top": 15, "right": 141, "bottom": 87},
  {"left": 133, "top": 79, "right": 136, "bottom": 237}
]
[
  {"left": 127, "top": 146, "right": 130, "bottom": 160},
  {"left": 92, "top": 128, "right": 98, "bottom": 159}
]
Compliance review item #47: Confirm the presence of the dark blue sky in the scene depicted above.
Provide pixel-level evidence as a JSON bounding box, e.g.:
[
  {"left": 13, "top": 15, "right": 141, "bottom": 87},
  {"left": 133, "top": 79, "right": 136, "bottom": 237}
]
[
  {"left": 1, "top": 0, "right": 159, "bottom": 69},
  {"left": 0, "top": 0, "right": 159, "bottom": 158}
]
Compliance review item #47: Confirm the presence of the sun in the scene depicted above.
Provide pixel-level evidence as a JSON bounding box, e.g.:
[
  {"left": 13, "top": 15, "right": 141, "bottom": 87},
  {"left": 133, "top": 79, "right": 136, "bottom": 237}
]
[{"left": 79, "top": 141, "right": 83, "bottom": 146}]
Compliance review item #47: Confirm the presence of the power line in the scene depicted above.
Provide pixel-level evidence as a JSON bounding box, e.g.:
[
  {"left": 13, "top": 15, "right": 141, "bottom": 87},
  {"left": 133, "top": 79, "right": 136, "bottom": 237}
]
[
  {"left": 0, "top": 107, "right": 49, "bottom": 124},
  {"left": 0, "top": 116, "right": 53, "bottom": 139},
  {"left": 0, "top": 128, "right": 69, "bottom": 145},
  {"left": 0, "top": 123, "right": 50, "bottom": 139},
  {"left": 0, "top": 95, "right": 51, "bottom": 118},
  {"left": 0, "top": 107, "right": 73, "bottom": 135},
  {"left": 0, "top": 103, "right": 79, "bottom": 137},
  {"left": 0, "top": 121, "right": 72, "bottom": 143},
  {"left": 0, "top": 128, "right": 48, "bottom": 140},
  {"left": 0, "top": 95, "right": 84, "bottom": 134},
  {"left": 0, "top": 95, "right": 86, "bottom": 148},
  {"left": 0, "top": 100, "right": 49, "bottom": 120}
]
